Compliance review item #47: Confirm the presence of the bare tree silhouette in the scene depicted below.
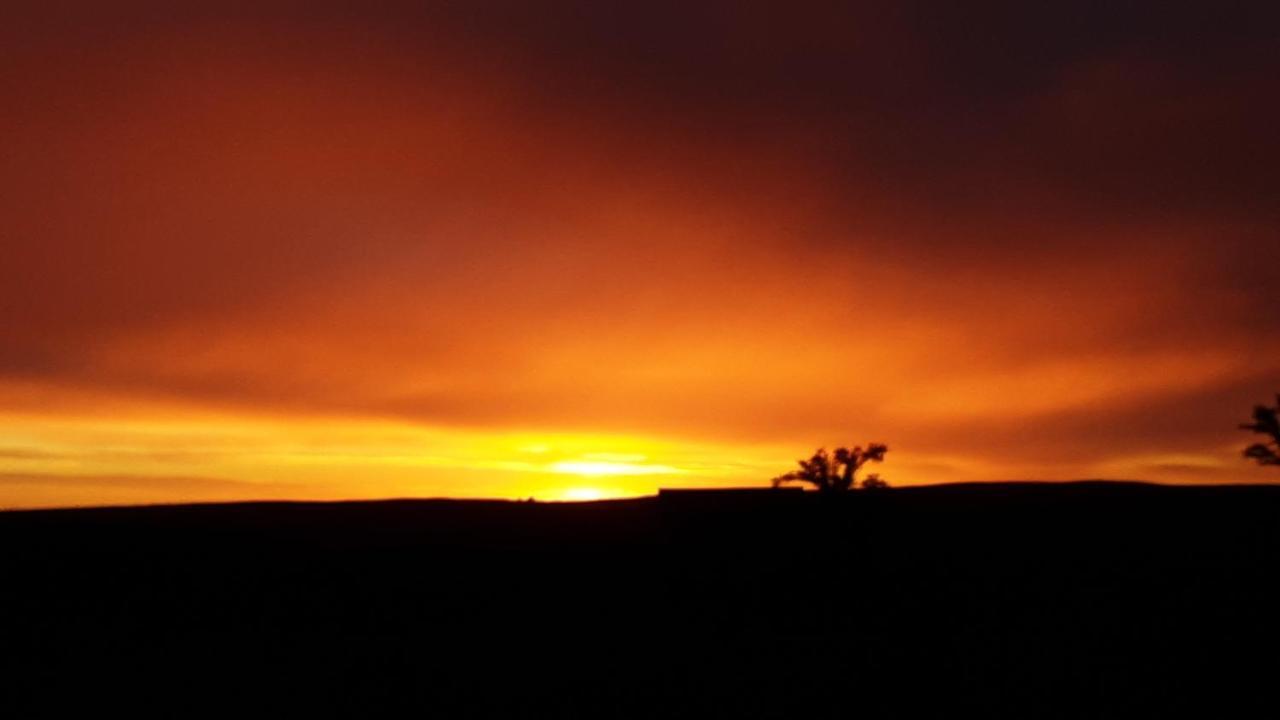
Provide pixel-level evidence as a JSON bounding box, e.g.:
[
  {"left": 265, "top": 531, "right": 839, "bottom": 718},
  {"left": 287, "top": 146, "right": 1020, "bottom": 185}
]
[
  {"left": 1241, "top": 394, "right": 1280, "bottom": 467},
  {"left": 860, "top": 473, "right": 889, "bottom": 490},
  {"left": 773, "top": 444, "right": 889, "bottom": 492}
]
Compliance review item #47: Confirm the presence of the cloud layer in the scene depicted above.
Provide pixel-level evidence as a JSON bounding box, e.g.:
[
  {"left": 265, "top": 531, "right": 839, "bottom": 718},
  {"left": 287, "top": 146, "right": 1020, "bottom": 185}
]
[{"left": 3, "top": 2, "right": 1279, "bottom": 505}]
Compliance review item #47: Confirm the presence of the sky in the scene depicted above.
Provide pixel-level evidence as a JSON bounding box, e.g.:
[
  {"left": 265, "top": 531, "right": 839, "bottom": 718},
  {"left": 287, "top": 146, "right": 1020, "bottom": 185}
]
[{"left": 3, "top": 1, "right": 1279, "bottom": 507}]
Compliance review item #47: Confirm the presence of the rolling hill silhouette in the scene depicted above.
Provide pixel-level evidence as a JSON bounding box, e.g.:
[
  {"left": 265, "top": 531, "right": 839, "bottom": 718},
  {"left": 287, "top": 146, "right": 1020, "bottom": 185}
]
[{"left": 3, "top": 481, "right": 1277, "bottom": 717}]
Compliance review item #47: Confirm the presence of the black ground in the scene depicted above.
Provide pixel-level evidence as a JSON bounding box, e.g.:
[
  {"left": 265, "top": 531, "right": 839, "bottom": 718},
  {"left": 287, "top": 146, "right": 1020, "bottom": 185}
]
[{"left": 3, "top": 482, "right": 1277, "bottom": 717}]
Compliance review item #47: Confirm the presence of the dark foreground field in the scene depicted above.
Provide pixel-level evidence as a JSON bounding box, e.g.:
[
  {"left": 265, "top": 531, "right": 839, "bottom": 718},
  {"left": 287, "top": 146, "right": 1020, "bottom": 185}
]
[{"left": 3, "top": 482, "right": 1278, "bottom": 717}]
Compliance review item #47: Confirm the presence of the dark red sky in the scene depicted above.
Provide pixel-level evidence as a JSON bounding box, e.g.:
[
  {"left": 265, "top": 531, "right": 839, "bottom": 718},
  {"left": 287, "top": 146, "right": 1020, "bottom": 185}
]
[{"left": 2, "top": 2, "right": 1279, "bottom": 506}]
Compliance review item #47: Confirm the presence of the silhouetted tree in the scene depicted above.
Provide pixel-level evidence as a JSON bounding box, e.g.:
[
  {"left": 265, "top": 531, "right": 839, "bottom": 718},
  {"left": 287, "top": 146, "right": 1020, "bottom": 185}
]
[
  {"left": 773, "top": 444, "right": 889, "bottom": 492},
  {"left": 860, "top": 473, "right": 889, "bottom": 490},
  {"left": 1241, "top": 394, "right": 1280, "bottom": 467}
]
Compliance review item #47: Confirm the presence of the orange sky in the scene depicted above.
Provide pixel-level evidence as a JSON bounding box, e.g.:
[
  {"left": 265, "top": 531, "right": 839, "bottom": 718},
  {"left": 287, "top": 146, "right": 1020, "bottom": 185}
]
[{"left": 3, "top": 3, "right": 1279, "bottom": 507}]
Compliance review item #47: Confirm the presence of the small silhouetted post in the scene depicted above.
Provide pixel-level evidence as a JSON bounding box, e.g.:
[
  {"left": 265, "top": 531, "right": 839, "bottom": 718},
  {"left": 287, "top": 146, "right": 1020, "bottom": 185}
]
[{"left": 1241, "top": 394, "right": 1280, "bottom": 467}]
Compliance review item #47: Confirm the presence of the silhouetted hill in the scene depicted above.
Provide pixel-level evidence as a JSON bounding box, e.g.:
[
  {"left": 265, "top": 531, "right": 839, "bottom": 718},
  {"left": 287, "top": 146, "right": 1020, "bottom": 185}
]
[{"left": 3, "top": 482, "right": 1277, "bottom": 717}]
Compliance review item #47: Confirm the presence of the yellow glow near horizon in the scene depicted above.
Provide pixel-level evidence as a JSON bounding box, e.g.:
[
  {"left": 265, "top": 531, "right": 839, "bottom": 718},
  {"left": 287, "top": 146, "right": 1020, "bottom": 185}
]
[
  {"left": 0, "top": 405, "right": 801, "bottom": 508},
  {"left": 8, "top": 390, "right": 1262, "bottom": 511},
  {"left": 548, "top": 459, "right": 685, "bottom": 477}
]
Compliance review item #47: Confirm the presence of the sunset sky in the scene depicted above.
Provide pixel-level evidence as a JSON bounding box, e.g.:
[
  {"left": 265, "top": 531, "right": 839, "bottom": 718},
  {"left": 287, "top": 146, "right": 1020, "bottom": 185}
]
[{"left": 3, "top": 2, "right": 1279, "bottom": 507}]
